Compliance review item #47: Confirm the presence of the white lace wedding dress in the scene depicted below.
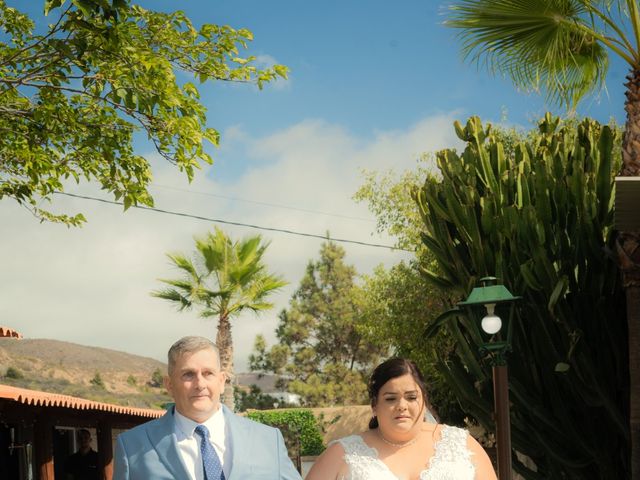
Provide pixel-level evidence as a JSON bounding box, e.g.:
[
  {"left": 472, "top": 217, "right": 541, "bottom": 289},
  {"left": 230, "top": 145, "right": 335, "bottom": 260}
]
[{"left": 335, "top": 425, "right": 476, "bottom": 480}]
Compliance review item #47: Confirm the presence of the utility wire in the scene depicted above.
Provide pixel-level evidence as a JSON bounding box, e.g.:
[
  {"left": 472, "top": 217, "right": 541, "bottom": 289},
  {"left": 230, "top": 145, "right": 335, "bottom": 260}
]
[
  {"left": 55, "top": 192, "right": 412, "bottom": 252},
  {"left": 151, "top": 183, "right": 374, "bottom": 223}
]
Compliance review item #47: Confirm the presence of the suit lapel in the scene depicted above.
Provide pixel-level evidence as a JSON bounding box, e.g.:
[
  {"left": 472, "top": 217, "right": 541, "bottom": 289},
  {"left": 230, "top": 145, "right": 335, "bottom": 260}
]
[
  {"left": 146, "top": 408, "right": 191, "bottom": 479},
  {"left": 223, "top": 405, "right": 251, "bottom": 480}
]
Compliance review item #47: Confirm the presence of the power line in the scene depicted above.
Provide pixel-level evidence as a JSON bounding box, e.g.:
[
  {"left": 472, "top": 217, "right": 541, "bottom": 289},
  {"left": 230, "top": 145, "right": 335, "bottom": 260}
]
[
  {"left": 55, "top": 192, "right": 412, "bottom": 252},
  {"left": 151, "top": 183, "right": 374, "bottom": 223}
]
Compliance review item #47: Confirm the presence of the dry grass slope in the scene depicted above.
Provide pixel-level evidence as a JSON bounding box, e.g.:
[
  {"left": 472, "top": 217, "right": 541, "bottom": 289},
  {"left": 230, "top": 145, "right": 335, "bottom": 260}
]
[{"left": 0, "top": 338, "right": 171, "bottom": 408}]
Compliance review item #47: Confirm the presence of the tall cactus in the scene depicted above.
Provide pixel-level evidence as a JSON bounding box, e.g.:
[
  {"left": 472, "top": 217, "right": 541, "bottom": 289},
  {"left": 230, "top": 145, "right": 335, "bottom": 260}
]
[{"left": 414, "top": 115, "right": 628, "bottom": 479}]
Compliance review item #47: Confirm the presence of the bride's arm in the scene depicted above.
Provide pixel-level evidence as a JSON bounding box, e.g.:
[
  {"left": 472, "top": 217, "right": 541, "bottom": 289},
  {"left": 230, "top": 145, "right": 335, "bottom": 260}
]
[
  {"left": 305, "top": 442, "right": 348, "bottom": 480},
  {"left": 467, "top": 436, "right": 497, "bottom": 480}
]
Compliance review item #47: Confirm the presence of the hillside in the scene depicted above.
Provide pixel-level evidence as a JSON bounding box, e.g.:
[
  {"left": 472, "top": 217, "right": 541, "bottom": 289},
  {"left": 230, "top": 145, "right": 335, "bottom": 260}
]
[{"left": 0, "top": 338, "right": 171, "bottom": 408}]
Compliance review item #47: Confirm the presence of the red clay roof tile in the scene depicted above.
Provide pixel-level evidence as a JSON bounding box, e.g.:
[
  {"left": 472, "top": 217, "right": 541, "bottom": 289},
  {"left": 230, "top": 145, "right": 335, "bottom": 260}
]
[
  {"left": 0, "top": 327, "right": 22, "bottom": 338},
  {"left": 0, "top": 384, "right": 164, "bottom": 418}
]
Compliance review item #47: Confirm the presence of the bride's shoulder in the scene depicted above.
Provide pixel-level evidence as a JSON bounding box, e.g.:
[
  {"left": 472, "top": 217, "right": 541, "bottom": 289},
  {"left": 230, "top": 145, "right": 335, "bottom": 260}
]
[
  {"left": 305, "top": 441, "right": 349, "bottom": 480},
  {"left": 419, "top": 422, "right": 470, "bottom": 445},
  {"left": 332, "top": 433, "right": 376, "bottom": 455},
  {"left": 330, "top": 433, "right": 365, "bottom": 447}
]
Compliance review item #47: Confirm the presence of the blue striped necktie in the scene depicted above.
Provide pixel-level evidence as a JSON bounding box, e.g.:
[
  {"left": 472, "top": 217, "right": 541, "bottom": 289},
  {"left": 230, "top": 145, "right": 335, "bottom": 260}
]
[{"left": 194, "top": 424, "right": 225, "bottom": 480}]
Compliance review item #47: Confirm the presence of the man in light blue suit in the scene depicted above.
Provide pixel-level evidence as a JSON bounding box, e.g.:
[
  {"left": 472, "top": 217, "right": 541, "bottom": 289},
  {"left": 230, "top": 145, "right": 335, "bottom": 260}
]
[{"left": 114, "top": 336, "right": 302, "bottom": 480}]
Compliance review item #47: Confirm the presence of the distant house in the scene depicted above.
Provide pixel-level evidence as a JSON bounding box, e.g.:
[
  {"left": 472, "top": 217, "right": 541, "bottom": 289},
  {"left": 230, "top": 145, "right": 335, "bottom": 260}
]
[
  {"left": 267, "top": 391, "right": 302, "bottom": 406},
  {"left": 0, "top": 384, "right": 163, "bottom": 480},
  {"left": 235, "top": 372, "right": 301, "bottom": 406}
]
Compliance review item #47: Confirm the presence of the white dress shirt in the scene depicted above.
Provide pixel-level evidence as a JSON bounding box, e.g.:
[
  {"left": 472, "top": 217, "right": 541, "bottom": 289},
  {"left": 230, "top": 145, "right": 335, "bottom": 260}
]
[{"left": 173, "top": 407, "right": 231, "bottom": 480}]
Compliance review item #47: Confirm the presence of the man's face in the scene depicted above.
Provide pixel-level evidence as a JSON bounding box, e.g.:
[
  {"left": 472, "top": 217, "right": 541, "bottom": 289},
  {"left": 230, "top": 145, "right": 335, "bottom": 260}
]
[
  {"left": 164, "top": 348, "right": 226, "bottom": 423},
  {"left": 78, "top": 431, "right": 91, "bottom": 449}
]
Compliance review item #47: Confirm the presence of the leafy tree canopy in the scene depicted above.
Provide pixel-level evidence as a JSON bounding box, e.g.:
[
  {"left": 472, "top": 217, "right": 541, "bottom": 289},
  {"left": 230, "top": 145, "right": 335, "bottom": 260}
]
[
  {"left": 250, "top": 240, "right": 388, "bottom": 407},
  {"left": 153, "top": 227, "right": 287, "bottom": 410},
  {"left": 355, "top": 166, "right": 463, "bottom": 421},
  {"left": 0, "top": 0, "right": 287, "bottom": 224},
  {"left": 354, "top": 129, "right": 530, "bottom": 423},
  {"left": 446, "top": 4, "right": 640, "bottom": 475},
  {"left": 234, "top": 384, "right": 282, "bottom": 412},
  {"left": 355, "top": 167, "right": 429, "bottom": 252},
  {"left": 416, "top": 114, "right": 626, "bottom": 479}
]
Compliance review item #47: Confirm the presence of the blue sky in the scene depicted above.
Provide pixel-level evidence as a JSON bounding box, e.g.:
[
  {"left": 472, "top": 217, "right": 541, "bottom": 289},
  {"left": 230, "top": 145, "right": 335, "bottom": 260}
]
[
  {"left": 193, "top": 0, "right": 627, "bottom": 128},
  {"left": 164, "top": 0, "right": 627, "bottom": 182},
  {"left": 1, "top": 1, "right": 630, "bottom": 370}
]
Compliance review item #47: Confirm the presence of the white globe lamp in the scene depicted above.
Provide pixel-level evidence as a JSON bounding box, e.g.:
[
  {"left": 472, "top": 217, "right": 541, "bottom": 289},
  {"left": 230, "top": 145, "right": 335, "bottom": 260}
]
[{"left": 481, "top": 303, "right": 502, "bottom": 334}]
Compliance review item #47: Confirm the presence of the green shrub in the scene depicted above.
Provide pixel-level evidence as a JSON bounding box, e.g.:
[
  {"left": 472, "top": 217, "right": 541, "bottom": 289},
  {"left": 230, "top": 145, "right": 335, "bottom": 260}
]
[
  {"left": 414, "top": 115, "right": 627, "bottom": 478},
  {"left": 148, "top": 368, "right": 163, "bottom": 387},
  {"left": 126, "top": 375, "right": 137, "bottom": 386},
  {"left": 90, "top": 372, "right": 105, "bottom": 389},
  {"left": 247, "top": 409, "right": 324, "bottom": 456},
  {"left": 5, "top": 367, "right": 23, "bottom": 379}
]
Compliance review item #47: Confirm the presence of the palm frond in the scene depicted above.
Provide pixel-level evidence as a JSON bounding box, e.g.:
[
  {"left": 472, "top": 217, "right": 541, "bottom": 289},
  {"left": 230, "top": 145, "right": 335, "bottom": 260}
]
[
  {"left": 237, "top": 235, "right": 265, "bottom": 263},
  {"left": 156, "top": 278, "right": 195, "bottom": 293},
  {"left": 166, "top": 253, "right": 199, "bottom": 279},
  {"left": 154, "top": 228, "right": 285, "bottom": 323},
  {"left": 229, "top": 302, "right": 274, "bottom": 315},
  {"left": 446, "top": 0, "right": 628, "bottom": 106},
  {"left": 247, "top": 274, "right": 288, "bottom": 296},
  {"left": 150, "top": 287, "right": 193, "bottom": 310},
  {"left": 196, "top": 229, "right": 229, "bottom": 273}
]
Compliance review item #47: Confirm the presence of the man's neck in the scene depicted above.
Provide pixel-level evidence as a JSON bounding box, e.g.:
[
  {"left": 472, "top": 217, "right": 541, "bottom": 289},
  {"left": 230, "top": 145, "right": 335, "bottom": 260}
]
[{"left": 175, "top": 405, "right": 223, "bottom": 424}]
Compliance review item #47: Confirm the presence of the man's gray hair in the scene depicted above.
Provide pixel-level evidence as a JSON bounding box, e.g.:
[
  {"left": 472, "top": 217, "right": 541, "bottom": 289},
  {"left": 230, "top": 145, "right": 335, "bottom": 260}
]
[{"left": 167, "top": 336, "right": 221, "bottom": 374}]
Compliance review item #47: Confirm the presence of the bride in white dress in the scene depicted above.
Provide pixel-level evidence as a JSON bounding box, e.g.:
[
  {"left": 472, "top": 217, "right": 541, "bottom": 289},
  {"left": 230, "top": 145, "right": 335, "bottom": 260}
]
[{"left": 306, "top": 358, "right": 497, "bottom": 480}]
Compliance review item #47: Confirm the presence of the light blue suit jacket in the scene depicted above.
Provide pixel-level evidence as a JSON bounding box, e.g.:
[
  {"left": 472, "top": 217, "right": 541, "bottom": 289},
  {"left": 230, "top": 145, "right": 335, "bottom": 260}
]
[{"left": 113, "top": 406, "right": 302, "bottom": 480}]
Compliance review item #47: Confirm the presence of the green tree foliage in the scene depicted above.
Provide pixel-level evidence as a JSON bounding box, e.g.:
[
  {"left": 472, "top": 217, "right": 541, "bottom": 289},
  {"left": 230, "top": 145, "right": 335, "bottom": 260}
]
[
  {"left": 148, "top": 367, "right": 163, "bottom": 387},
  {"left": 355, "top": 126, "right": 533, "bottom": 425},
  {"left": 445, "top": 0, "right": 640, "bottom": 108},
  {"left": 4, "top": 366, "right": 23, "bottom": 379},
  {"left": 234, "top": 384, "right": 280, "bottom": 412},
  {"left": 153, "top": 227, "right": 287, "bottom": 410},
  {"left": 355, "top": 167, "right": 431, "bottom": 252},
  {"left": 356, "top": 164, "right": 482, "bottom": 424},
  {"left": 446, "top": 5, "right": 640, "bottom": 474},
  {"left": 247, "top": 409, "right": 325, "bottom": 456},
  {"left": 250, "top": 240, "right": 387, "bottom": 407},
  {"left": 414, "top": 114, "right": 627, "bottom": 479},
  {"left": 359, "top": 263, "right": 461, "bottom": 423},
  {"left": 89, "top": 372, "right": 105, "bottom": 389},
  {"left": 0, "top": 0, "right": 287, "bottom": 224}
]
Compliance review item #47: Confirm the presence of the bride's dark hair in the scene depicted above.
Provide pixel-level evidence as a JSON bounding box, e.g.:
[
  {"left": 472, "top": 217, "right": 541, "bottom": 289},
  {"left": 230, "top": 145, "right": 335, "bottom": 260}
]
[{"left": 367, "top": 357, "right": 429, "bottom": 429}]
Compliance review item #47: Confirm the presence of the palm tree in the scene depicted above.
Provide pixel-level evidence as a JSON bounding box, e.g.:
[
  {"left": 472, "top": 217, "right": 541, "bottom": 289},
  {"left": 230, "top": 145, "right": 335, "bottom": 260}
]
[
  {"left": 445, "top": 1, "right": 640, "bottom": 476},
  {"left": 153, "top": 228, "right": 287, "bottom": 410}
]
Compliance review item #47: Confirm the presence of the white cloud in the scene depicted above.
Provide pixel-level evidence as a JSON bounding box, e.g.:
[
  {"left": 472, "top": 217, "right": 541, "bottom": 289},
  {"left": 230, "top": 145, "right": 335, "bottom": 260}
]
[
  {"left": 0, "top": 113, "right": 460, "bottom": 372},
  {"left": 220, "top": 124, "right": 250, "bottom": 145}
]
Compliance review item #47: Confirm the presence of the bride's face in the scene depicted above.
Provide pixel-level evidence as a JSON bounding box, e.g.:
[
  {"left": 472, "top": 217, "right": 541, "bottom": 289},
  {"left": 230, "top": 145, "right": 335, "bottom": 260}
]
[{"left": 373, "top": 373, "right": 425, "bottom": 434}]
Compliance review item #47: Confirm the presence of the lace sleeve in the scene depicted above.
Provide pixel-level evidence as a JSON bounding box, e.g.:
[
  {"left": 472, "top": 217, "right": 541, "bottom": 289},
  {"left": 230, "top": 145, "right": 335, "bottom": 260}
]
[
  {"left": 332, "top": 435, "right": 398, "bottom": 480},
  {"left": 422, "top": 425, "right": 475, "bottom": 480}
]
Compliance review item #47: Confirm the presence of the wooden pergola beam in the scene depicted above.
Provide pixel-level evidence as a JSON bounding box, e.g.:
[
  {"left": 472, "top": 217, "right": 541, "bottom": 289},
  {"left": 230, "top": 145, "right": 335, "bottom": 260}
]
[
  {"left": 97, "top": 420, "right": 113, "bottom": 480},
  {"left": 34, "top": 416, "right": 53, "bottom": 480}
]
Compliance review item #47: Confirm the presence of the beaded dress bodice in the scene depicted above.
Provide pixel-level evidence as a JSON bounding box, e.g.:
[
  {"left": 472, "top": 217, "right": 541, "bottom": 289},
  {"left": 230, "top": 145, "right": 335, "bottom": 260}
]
[{"left": 336, "top": 425, "right": 475, "bottom": 480}]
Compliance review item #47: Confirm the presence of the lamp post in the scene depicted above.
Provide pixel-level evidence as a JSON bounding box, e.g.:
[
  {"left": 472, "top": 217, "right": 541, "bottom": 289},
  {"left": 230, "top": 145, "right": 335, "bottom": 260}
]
[{"left": 458, "top": 277, "right": 520, "bottom": 480}]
